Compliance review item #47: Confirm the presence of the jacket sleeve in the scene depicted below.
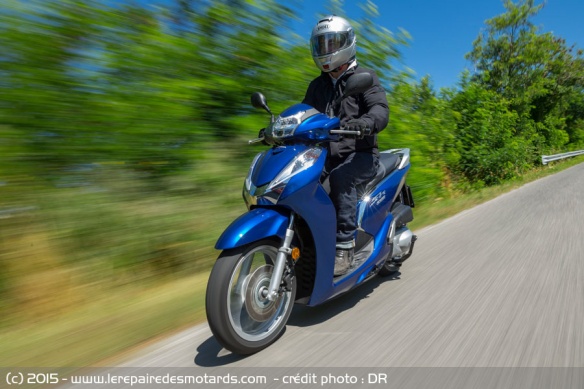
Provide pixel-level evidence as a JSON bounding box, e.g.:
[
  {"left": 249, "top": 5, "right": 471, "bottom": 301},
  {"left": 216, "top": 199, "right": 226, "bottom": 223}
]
[{"left": 359, "top": 70, "right": 389, "bottom": 134}]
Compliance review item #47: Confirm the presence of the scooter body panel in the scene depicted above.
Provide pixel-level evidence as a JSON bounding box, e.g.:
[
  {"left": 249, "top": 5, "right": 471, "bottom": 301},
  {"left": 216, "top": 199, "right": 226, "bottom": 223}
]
[{"left": 214, "top": 208, "right": 290, "bottom": 250}]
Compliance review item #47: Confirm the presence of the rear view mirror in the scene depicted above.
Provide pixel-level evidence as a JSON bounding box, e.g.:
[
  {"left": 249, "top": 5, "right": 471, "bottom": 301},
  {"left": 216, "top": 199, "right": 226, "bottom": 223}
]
[
  {"left": 251, "top": 92, "right": 270, "bottom": 113},
  {"left": 251, "top": 92, "right": 274, "bottom": 122}
]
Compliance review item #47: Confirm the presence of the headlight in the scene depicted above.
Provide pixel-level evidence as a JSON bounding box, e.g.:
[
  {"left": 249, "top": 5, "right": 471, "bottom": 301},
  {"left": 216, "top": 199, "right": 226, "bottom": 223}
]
[
  {"left": 266, "top": 147, "right": 322, "bottom": 195},
  {"left": 245, "top": 152, "right": 263, "bottom": 191},
  {"left": 271, "top": 111, "right": 305, "bottom": 139}
]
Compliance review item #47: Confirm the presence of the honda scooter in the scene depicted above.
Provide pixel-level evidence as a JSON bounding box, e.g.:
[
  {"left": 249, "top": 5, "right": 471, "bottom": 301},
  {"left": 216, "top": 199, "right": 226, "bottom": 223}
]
[{"left": 205, "top": 73, "right": 416, "bottom": 354}]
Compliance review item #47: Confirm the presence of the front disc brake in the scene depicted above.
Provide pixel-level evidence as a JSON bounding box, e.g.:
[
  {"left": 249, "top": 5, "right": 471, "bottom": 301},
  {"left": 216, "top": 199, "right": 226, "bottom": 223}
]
[{"left": 244, "top": 265, "right": 281, "bottom": 322}]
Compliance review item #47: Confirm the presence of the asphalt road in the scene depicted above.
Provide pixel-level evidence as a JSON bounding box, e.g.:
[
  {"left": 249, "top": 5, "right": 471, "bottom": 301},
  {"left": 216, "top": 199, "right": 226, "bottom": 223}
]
[{"left": 110, "top": 162, "right": 584, "bottom": 386}]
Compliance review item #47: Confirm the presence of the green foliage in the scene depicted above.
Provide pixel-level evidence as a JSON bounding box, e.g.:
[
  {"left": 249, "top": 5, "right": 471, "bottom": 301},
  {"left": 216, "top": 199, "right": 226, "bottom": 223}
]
[
  {"left": 449, "top": 83, "right": 532, "bottom": 185},
  {"left": 383, "top": 76, "right": 456, "bottom": 202},
  {"left": 0, "top": 0, "right": 314, "bottom": 180},
  {"left": 447, "top": 0, "right": 584, "bottom": 186},
  {"left": 465, "top": 0, "right": 584, "bottom": 156}
]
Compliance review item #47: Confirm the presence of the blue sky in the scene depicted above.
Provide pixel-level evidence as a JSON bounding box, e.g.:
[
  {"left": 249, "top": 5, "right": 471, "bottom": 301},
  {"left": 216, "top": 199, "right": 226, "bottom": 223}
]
[{"left": 288, "top": 0, "right": 584, "bottom": 89}]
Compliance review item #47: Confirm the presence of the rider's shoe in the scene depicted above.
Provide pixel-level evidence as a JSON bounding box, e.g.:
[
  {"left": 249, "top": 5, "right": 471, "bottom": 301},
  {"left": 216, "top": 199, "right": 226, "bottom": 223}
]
[{"left": 334, "top": 247, "right": 354, "bottom": 276}]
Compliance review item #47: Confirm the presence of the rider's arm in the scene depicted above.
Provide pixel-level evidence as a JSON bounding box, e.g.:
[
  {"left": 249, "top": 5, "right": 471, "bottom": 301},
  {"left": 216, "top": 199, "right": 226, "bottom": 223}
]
[{"left": 359, "top": 70, "right": 389, "bottom": 134}]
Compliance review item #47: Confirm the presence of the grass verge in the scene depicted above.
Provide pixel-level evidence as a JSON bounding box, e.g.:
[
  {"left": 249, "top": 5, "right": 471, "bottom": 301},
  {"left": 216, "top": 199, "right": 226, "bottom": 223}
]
[{"left": 0, "top": 273, "right": 207, "bottom": 368}]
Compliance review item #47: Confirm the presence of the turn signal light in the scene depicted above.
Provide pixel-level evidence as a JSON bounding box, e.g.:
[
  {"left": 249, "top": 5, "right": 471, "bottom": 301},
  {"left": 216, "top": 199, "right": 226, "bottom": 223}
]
[{"left": 291, "top": 247, "right": 301, "bottom": 261}]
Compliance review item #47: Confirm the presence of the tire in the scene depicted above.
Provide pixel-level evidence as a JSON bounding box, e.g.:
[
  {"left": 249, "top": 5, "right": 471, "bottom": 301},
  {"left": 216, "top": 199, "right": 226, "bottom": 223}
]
[
  {"left": 378, "top": 260, "right": 401, "bottom": 277},
  {"left": 205, "top": 239, "right": 296, "bottom": 355}
]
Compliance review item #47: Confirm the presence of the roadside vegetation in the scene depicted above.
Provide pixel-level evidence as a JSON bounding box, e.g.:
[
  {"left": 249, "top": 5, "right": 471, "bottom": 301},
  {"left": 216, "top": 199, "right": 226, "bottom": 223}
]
[{"left": 1, "top": 0, "right": 583, "bottom": 366}]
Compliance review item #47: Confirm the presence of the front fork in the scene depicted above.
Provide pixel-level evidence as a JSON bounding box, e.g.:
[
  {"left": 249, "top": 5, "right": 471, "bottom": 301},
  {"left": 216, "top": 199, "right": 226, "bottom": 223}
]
[{"left": 264, "top": 213, "right": 295, "bottom": 301}]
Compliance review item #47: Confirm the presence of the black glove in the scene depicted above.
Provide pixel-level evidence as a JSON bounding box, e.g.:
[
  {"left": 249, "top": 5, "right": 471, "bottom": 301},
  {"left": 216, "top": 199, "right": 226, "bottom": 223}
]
[{"left": 345, "top": 118, "right": 371, "bottom": 139}]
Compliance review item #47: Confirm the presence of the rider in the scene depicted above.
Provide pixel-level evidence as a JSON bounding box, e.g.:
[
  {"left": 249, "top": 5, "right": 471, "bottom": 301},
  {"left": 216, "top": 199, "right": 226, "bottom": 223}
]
[{"left": 302, "top": 15, "right": 389, "bottom": 276}]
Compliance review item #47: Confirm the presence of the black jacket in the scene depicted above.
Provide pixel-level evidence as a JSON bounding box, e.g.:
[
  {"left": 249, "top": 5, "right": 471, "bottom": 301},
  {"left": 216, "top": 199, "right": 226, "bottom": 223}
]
[{"left": 302, "top": 64, "right": 389, "bottom": 160}]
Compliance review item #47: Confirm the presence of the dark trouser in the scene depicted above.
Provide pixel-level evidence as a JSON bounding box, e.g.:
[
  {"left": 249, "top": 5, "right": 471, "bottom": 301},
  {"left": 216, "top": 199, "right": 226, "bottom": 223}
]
[{"left": 324, "top": 151, "right": 379, "bottom": 244}]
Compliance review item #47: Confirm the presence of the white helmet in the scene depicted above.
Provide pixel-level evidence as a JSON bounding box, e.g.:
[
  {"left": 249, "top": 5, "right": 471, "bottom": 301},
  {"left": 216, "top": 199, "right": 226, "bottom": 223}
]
[{"left": 310, "top": 15, "right": 356, "bottom": 73}]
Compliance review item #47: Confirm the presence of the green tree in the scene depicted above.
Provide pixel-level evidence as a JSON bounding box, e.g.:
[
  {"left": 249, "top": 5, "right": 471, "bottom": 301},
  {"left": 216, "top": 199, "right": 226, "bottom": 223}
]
[
  {"left": 448, "top": 82, "right": 532, "bottom": 186},
  {"left": 0, "top": 0, "right": 312, "bottom": 180},
  {"left": 466, "top": 0, "right": 584, "bottom": 154},
  {"left": 0, "top": 0, "right": 109, "bottom": 176}
]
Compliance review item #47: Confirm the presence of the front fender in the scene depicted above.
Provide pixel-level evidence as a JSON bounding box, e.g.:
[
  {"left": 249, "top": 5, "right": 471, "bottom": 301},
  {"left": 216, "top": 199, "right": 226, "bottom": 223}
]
[{"left": 215, "top": 208, "right": 289, "bottom": 250}]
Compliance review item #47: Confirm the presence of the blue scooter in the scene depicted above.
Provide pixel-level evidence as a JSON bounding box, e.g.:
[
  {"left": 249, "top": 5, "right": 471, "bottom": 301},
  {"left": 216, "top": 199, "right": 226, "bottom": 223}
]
[{"left": 206, "top": 73, "right": 416, "bottom": 355}]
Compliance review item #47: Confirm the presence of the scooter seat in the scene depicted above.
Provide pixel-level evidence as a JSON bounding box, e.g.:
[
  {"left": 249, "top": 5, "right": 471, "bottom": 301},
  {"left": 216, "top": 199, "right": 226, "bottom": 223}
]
[
  {"left": 321, "top": 152, "right": 401, "bottom": 197},
  {"left": 358, "top": 152, "right": 401, "bottom": 197}
]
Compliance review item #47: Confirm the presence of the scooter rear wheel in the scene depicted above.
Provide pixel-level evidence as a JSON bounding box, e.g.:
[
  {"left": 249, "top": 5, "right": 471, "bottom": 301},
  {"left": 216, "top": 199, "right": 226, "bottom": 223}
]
[
  {"left": 378, "top": 260, "right": 401, "bottom": 277},
  {"left": 206, "top": 239, "right": 296, "bottom": 354}
]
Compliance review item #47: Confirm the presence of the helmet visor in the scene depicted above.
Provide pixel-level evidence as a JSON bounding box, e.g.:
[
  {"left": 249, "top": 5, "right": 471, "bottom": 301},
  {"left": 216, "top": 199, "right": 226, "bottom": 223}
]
[{"left": 311, "top": 32, "right": 350, "bottom": 57}]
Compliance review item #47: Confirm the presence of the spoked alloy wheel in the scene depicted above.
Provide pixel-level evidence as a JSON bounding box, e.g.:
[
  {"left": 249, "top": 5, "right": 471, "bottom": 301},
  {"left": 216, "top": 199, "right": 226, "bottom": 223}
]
[{"left": 206, "top": 239, "right": 296, "bottom": 355}]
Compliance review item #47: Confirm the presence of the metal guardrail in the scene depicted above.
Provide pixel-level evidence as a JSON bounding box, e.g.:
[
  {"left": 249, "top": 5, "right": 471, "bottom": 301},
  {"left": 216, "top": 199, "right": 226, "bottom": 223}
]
[{"left": 542, "top": 150, "right": 584, "bottom": 165}]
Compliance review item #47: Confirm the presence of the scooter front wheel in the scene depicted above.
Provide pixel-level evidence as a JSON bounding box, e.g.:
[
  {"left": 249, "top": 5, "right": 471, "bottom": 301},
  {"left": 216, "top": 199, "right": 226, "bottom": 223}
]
[{"left": 206, "top": 239, "right": 296, "bottom": 355}]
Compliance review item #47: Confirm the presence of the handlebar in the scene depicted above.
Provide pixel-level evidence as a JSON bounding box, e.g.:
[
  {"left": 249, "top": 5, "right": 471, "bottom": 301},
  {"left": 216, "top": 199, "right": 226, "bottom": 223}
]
[
  {"left": 330, "top": 129, "right": 361, "bottom": 135},
  {"left": 248, "top": 137, "right": 265, "bottom": 144},
  {"left": 246, "top": 128, "right": 371, "bottom": 144}
]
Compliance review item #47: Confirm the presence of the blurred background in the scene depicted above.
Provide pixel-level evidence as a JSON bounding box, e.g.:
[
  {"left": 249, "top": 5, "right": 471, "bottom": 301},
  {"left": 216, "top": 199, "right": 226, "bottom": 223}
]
[{"left": 1, "top": 0, "right": 583, "bottom": 367}]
